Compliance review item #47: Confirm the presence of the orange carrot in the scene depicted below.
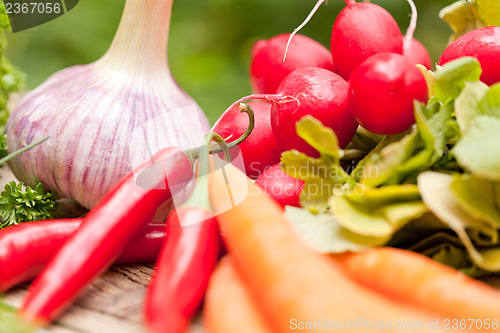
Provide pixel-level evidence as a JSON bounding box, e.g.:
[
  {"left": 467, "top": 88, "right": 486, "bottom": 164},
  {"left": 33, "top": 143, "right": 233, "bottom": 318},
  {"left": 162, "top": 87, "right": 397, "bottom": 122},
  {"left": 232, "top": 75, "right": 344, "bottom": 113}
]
[
  {"left": 334, "top": 247, "right": 500, "bottom": 330},
  {"left": 208, "top": 162, "right": 450, "bottom": 333},
  {"left": 204, "top": 256, "right": 274, "bottom": 333}
]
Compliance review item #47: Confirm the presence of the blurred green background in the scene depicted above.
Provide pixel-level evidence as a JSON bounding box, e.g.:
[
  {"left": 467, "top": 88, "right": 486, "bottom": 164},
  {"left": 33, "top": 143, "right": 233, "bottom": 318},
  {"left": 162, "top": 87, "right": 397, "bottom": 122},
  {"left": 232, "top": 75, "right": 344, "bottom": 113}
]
[{"left": 5, "top": 0, "right": 453, "bottom": 124}]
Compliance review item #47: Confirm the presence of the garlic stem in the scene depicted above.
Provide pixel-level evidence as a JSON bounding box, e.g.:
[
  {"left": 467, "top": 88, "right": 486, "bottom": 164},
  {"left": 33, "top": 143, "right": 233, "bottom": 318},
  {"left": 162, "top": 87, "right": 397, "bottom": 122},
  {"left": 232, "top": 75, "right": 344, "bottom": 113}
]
[{"left": 97, "top": 0, "right": 174, "bottom": 80}]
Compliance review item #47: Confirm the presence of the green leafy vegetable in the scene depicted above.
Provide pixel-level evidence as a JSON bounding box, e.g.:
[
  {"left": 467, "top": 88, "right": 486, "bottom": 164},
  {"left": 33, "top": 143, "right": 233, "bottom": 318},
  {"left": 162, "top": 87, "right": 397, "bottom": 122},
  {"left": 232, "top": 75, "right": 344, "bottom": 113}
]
[
  {"left": 476, "top": 0, "right": 500, "bottom": 27},
  {"left": 296, "top": 116, "right": 341, "bottom": 160},
  {"left": 331, "top": 195, "right": 395, "bottom": 238},
  {"left": 281, "top": 116, "right": 355, "bottom": 213},
  {"left": 0, "top": 179, "right": 58, "bottom": 228},
  {"left": 352, "top": 99, "right": 458, "bottom": 187},
  {"left": 439, "top": 1, "right": 483, "bottom": 41},
  {"left": 330, "top": 185, "right": 427, "bottom": 239},
  {"left": 418, "top": 172, "right": 500, "bottom": 272},
  {"left": 439, "top": 0, "right": 500, "bottom": 41},
  {"left": 453, "top": 116, "right": 500, "bottom": 180},
  {"left": 416, "top": 64, "right": 436, "bottom": 97},
  {"left": 451, "top": 173, "right": 500, "bottom": 231},
  {"left": 454, "top": 81, "right": 489, "bottom": 133},
  {"left": 477, "top": 83, "right": 500, "bottom": 118},
  {"left": 431, "top": 245, "right": 491, "bottom": 278},
  {"left": 285, "top": 206, "right": 390, "bottom": 253},
  {"left": 352, "top": 130, "right": 419, "bottom": 186},
  {"left": 433, "top": 57, "right": 482, "bottom": 103}
]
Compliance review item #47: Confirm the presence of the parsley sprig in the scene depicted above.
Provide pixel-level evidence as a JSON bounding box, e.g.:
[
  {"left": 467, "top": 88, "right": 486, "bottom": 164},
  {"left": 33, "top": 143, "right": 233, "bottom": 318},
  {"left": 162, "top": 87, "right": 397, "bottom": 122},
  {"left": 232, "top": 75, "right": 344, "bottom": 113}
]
[{"left": 0, "top": 179, "right": 58, "bottom": 228}]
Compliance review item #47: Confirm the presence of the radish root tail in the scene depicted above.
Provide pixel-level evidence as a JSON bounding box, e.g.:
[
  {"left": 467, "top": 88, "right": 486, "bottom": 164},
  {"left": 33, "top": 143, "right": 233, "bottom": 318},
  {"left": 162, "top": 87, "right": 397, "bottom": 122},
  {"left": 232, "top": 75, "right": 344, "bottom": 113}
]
[
  {"left": 283, "top": 0, "right": 327, "bottom": 62},
  {"left": 403, "top": 0, "right": 418, "bottom": 55}
]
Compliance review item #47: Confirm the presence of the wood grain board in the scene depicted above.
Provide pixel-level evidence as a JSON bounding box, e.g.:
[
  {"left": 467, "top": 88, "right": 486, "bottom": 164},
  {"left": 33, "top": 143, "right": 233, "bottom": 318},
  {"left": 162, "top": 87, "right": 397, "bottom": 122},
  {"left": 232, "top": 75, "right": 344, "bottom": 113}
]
[{"left": 2, "top": 264, "right": 205, "bottom": 332}]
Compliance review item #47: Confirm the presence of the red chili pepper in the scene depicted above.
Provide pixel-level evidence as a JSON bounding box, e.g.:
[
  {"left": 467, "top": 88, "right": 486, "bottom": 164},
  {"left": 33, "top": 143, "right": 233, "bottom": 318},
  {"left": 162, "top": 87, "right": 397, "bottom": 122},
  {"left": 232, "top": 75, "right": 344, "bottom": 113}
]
[
  {"left": 0, "top": 219, "right": 78, "bottom": 293},
  {"left": 144, "top": 207, "right": 220, "bottom": 333},
  {"left": 21, "top": 147, "right": 193, "bottom": 325},
  {"left": 0, "top": 219, "right": 166, "bottom": 293},
  {"left": 116, "top": 223, "right": 166, "bottom": 265},
  {"left": 144, "top": 130, "right": 232, "bottom": 333}
]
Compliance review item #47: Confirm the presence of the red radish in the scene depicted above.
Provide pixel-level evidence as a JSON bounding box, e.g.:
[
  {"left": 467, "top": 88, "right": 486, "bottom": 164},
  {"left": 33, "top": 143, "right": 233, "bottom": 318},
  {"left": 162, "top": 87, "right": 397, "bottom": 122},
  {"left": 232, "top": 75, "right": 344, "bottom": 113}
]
[
  {"left": 271, "top": 67, "right": 358, "bottom": 156},
  {"left": 404, "top": 37, "right": 432, "bottom": 70},
  {"left": 250, "top": 34, "right": 334, "bottom": 94},
  {"left": 212, "top": 101, "right": 281, "bottom": 179},
  {"left": 331, "top": 1, "right": 403, "bottom": 80},
  {"left": 255, "top": 163, "right": 304, "bottom": 208},
  {"left": 215, "top": 67, "right": 355, "bottom": 159},
  {"left": 438, "top": 26, "right": 500, "bottom": 85},
  {"left": 349, "top": 52, "right": 428, "bottom": 135}
]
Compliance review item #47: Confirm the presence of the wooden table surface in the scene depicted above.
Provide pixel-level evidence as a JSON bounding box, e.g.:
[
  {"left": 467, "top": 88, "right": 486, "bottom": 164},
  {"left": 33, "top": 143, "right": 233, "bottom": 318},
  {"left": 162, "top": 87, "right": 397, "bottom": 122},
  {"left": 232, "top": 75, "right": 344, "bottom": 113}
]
[{"left": 3, "top": 264, "right": 205, "bottom": 333}]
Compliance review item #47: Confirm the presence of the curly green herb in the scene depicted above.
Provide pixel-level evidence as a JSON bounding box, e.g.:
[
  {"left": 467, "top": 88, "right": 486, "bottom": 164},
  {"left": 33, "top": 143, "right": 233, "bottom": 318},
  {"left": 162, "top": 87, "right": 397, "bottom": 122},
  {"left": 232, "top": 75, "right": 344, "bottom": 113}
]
[{"left": 0, "top": 179, "right": 58, "bottom": 228}]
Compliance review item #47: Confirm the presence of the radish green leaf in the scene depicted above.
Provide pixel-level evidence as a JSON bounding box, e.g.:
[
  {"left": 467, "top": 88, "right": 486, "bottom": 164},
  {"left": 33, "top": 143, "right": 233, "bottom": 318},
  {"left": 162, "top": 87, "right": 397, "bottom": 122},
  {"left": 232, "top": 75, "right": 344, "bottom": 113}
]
[
  {"left": 439, "top": 1, "right": 483, "bottom": 40},
  {"left": 455, "top": 81, "right": 489, "bottom": 133},
  {"left": 476, "top": 0, "right": 500, "bottom": 26},
  {"left": 454, "top": 115, "right": 500, "bottom": 180},
  {"left": 285, "top": 206, "right": 390, "bottom": 253},
  {"left": 433, "top": 57, "right": 482, "bottom": 103}
]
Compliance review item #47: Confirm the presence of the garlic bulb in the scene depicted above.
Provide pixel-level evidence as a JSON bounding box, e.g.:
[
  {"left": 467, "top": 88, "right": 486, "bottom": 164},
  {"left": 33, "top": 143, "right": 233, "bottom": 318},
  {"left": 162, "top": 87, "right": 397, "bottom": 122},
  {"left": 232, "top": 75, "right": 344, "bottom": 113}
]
[{"left": 6, "top": 0, "right": 209, "bottom": 209}]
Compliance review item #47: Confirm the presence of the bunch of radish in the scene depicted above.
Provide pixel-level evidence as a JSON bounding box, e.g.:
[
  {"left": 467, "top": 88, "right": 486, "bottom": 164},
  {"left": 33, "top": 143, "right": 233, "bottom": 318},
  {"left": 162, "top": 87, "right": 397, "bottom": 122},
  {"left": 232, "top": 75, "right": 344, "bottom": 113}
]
[{"left": 213, "top": 0, "right": 500, "bottom": 205}]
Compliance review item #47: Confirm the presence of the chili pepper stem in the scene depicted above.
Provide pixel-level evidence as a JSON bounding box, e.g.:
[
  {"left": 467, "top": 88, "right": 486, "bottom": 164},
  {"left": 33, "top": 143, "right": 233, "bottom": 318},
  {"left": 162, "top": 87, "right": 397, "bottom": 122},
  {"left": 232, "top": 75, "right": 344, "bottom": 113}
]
[
  {"left": 181, "top": 130, "right": 230, "bottom": 212},
  {"left": 183, "top": 103, "right": 255, "bottom": 163}
]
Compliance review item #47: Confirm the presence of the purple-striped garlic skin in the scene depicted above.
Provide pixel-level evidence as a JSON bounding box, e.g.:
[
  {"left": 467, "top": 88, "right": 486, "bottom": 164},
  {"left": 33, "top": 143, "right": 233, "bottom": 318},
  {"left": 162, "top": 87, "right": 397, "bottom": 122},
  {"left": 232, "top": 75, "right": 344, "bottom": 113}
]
[
  {"left": 6, "top": 64, "right": 209, "bottom": 209},
  {"left": 5, "top": 0, "right": 210, "bottom": 209}
]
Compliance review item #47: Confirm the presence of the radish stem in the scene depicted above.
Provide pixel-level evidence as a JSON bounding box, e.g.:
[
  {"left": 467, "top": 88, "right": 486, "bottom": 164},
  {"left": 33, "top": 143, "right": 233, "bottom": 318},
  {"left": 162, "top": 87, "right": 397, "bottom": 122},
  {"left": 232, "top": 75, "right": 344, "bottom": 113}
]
[{"left": 212, "top": 94, "right": 299, "bottom": 130}]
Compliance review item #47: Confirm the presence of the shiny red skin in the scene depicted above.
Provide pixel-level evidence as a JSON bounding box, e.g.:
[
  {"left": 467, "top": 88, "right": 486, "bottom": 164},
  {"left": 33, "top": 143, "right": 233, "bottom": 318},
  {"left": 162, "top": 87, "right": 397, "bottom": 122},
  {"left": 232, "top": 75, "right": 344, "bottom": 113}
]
[
  {"left": 438, "top": 26, "right": 500, "bottom": 85},
  {"left": 255, "top": 163, "right": 304, "bottom": 208},
  {"left": 145, "top": 207, "right": 220, "bottom": 333},
  {"left": 250, "top": 33, "right": 335, "bottom": 94},
  {"left": 0, "top": 219, "right": 167, "bottom": 292},
  {"left": 404, "top": 37, "right": 433, "bottom": 70},
  {"left": 116, "top": 223, "right": 166, "bottom": 264},
  {"left": 349, "top": 52, "right": 428, "bottom": 135},
  {"left": 331, "top": 2, "right": 403, "bottom": 80},
  {"left": 271, "top": 67, "right": 358, "bottom": 156},
  {"left": 0, "top": 219, "right": 79, "bottom": 292},
  {"left": 21, "top": 147, "right": 193, "bottom": 325},
  {"left": 212, "top": 101, "right": 281, "bottom": 179}
]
